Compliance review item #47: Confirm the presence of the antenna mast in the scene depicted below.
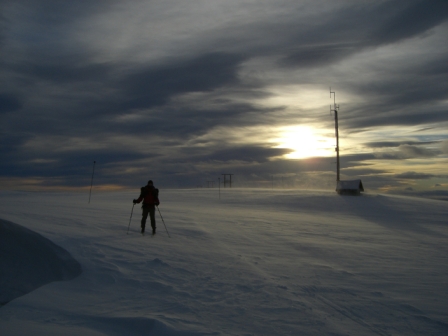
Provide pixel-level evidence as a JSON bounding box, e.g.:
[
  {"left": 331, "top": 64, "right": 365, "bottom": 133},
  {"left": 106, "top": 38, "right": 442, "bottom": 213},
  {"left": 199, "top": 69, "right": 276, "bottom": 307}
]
[{"left": 330, "top": 89, "right": 340, "bottom": 182}]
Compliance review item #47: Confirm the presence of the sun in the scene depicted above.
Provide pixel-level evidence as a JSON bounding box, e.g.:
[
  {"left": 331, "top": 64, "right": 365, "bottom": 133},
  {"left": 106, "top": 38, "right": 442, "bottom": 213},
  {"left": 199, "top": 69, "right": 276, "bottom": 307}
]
[{"left": 273, "top": 126, "right": 333, "bottom": 159}]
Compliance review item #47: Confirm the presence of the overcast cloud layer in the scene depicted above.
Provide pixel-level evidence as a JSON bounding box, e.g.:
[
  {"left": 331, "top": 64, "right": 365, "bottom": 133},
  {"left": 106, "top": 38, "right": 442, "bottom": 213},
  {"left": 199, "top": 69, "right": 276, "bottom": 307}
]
[{"left": 1, "top": 0, "right": 448, "bottom": 196}]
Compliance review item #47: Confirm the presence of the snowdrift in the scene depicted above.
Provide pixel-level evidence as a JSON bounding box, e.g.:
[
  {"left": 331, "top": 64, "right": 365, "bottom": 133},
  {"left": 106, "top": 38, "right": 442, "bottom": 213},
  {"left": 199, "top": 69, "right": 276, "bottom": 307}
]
[{"left": 0, "top": 219, "right": 82, "bottom": 306}]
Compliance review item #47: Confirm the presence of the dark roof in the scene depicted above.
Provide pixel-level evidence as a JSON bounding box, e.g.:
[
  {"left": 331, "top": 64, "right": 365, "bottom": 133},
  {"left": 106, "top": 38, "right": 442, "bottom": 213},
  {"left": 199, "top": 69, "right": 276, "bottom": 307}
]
[{"left": 336, "top": 179, "right": 364, "bottom": 192}]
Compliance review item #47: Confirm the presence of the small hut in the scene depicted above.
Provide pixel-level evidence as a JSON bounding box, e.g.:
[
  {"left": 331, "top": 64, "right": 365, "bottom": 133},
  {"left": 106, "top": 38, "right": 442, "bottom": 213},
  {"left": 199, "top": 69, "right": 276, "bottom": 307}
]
[{"left": 336, "top": 179, "right": 364, "bottom": 195}]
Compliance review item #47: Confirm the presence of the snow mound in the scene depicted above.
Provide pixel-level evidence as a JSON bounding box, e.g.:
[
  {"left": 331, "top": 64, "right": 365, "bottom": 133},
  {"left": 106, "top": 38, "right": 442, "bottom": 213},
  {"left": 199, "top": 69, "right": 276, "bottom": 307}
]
[{"left": 0, "top": 219, "right": 82, "bottom": 306}]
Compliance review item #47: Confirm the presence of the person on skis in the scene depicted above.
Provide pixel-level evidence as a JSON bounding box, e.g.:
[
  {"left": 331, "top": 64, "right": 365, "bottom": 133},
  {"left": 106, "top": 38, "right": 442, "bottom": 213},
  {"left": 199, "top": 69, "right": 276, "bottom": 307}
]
[{"left": 133, "top": 180, "right": 160, "bottom": 235}]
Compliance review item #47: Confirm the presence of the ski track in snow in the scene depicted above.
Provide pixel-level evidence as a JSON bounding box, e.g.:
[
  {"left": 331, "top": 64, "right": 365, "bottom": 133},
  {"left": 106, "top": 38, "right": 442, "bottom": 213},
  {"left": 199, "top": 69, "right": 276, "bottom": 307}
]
[{"left": 0, "top": 189, "right": 447, "bottom": 335}]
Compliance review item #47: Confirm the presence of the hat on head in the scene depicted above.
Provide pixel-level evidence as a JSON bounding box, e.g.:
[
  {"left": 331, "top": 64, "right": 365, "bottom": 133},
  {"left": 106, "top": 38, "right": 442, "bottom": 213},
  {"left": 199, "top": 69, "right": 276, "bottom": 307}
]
[{"left": 148, "top": 180, "right": 153, "bottom": 185}]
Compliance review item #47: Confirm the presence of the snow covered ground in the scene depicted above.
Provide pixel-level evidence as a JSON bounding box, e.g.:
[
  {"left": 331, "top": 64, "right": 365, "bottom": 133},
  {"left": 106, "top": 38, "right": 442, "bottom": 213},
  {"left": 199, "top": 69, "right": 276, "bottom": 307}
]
[{"left": 0, "top": 189, "right": 447, "bottom": 335}]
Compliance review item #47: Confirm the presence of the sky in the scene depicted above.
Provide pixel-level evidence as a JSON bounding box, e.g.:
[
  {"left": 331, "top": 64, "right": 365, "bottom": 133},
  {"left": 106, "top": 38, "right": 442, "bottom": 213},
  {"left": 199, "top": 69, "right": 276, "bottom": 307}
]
[{"left": 1, "top": 0, "right": 448, "bottom": 196}]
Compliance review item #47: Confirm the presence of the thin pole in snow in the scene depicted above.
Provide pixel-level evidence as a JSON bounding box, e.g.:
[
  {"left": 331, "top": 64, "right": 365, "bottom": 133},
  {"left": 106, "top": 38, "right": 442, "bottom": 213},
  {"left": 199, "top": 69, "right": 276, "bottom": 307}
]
[
  {"left": 218, "top": 178, "right": 221, "bottom": 199},
  {"left": 88, "top": 161, "right": 96, "bottom": 204},
  {"left": 127, "top": 203, "right": 135, "bottom": 234},
  {"left": 157, "top": 206, "right": 171, "bottom": 238}
]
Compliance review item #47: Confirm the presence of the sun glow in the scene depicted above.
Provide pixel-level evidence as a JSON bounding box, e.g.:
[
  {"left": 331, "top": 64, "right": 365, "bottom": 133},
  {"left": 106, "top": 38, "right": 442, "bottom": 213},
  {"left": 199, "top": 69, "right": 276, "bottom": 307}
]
[{"left": 274, "top": 126, "right": 334, "bottom": 159}]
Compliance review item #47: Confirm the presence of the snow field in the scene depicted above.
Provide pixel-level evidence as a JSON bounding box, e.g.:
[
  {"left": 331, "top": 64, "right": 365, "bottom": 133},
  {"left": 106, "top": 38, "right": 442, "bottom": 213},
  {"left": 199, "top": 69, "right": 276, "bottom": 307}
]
[{"left": 0, "top": 189, "right": 447, "bottom": 335}]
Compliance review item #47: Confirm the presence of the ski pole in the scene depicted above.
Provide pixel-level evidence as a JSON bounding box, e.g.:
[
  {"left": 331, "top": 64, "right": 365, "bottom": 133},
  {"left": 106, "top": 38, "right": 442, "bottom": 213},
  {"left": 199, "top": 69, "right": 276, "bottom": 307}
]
[
  {"left": 156, "top": 206, "right": 171, "bottom": 238},
  {"left": 127, "top": 203, "right": 135, "bottom": 234}
]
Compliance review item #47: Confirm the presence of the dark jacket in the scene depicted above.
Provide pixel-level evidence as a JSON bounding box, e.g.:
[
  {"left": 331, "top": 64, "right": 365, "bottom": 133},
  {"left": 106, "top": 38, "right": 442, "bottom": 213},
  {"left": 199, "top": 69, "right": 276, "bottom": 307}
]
[{"left": 136, "top": 185, "right": 160, "bottom": 206}]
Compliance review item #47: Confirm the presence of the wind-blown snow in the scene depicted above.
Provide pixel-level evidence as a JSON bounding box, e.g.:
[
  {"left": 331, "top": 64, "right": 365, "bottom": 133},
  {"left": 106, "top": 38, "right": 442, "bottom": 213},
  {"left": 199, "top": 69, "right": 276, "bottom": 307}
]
[{"left": 0, "top": 189, "right": 447, "bottom": 335}]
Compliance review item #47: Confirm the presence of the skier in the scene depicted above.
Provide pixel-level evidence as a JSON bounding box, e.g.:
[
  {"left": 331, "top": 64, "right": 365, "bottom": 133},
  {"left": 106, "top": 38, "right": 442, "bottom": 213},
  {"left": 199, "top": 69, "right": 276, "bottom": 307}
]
[{"left": 133, "top": 180, "right": 160, "bottom": 235}]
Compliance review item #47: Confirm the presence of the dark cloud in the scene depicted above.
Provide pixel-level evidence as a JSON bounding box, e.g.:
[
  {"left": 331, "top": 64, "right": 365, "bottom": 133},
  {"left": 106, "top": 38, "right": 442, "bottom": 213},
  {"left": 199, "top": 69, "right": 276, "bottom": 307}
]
[
  {"left": 365, "top": 141, "right": 438, "bottom": 148},
  {"left": 372, "top": 58, "right": 447, "bottom": 104},
  {"left": 1, "top": 53, "right": 256, "bottom": 142},
  {"left": 16, "top": 60, "right": 112, "bottom": 84},
  {"left": 395, "top": 172, "right": 435, "bottom": 180},
  {"left": 0, "top": 147, "right": 152, "bottom": 179},
  {"left": 372, "top": 145, "right": 438, "bottom": 160},
  {"left": 371, "top": 0, "right": 448, "bottom": 44},
  {"left": 194, "top": 146, "right": 293, "bottom": 163},
  {"left": 343, "top": 107, "right": 448, "bottom": 131},
  {"left": 345, "top": 167, "right": 388, "bottom": 176},
  {"left": 395, "top": 171, "right": 448, "bottom": 180},
  {"left": 0, "top": 93, "right": 22, "bottom": 113},
  {"left": 334, "top": 55, "right": 448, "bottom": 135},
  {"left": 281, "top": 0, "right": 448, "bottom": 67},
  {"left": 117, "top": 53, "right": 245, "bottom": 110},
  {"left": 398, "top": 145, "right": 437, "bottom": 158},
  {"left": 281, "top": 43, "right": 357, "bottom": 68},
  {"left": 340, "top": 153, "right": 376, "bottom": 167},
  {"left": 2, "top": 0, "right": 112, "bottom": 31}
]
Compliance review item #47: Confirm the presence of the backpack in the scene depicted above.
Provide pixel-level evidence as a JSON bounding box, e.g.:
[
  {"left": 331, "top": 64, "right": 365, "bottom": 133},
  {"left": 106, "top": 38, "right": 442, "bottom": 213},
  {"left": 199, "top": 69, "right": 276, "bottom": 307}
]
[{"left": 140, "top": 186, "right": 159, "bottom": 204}]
